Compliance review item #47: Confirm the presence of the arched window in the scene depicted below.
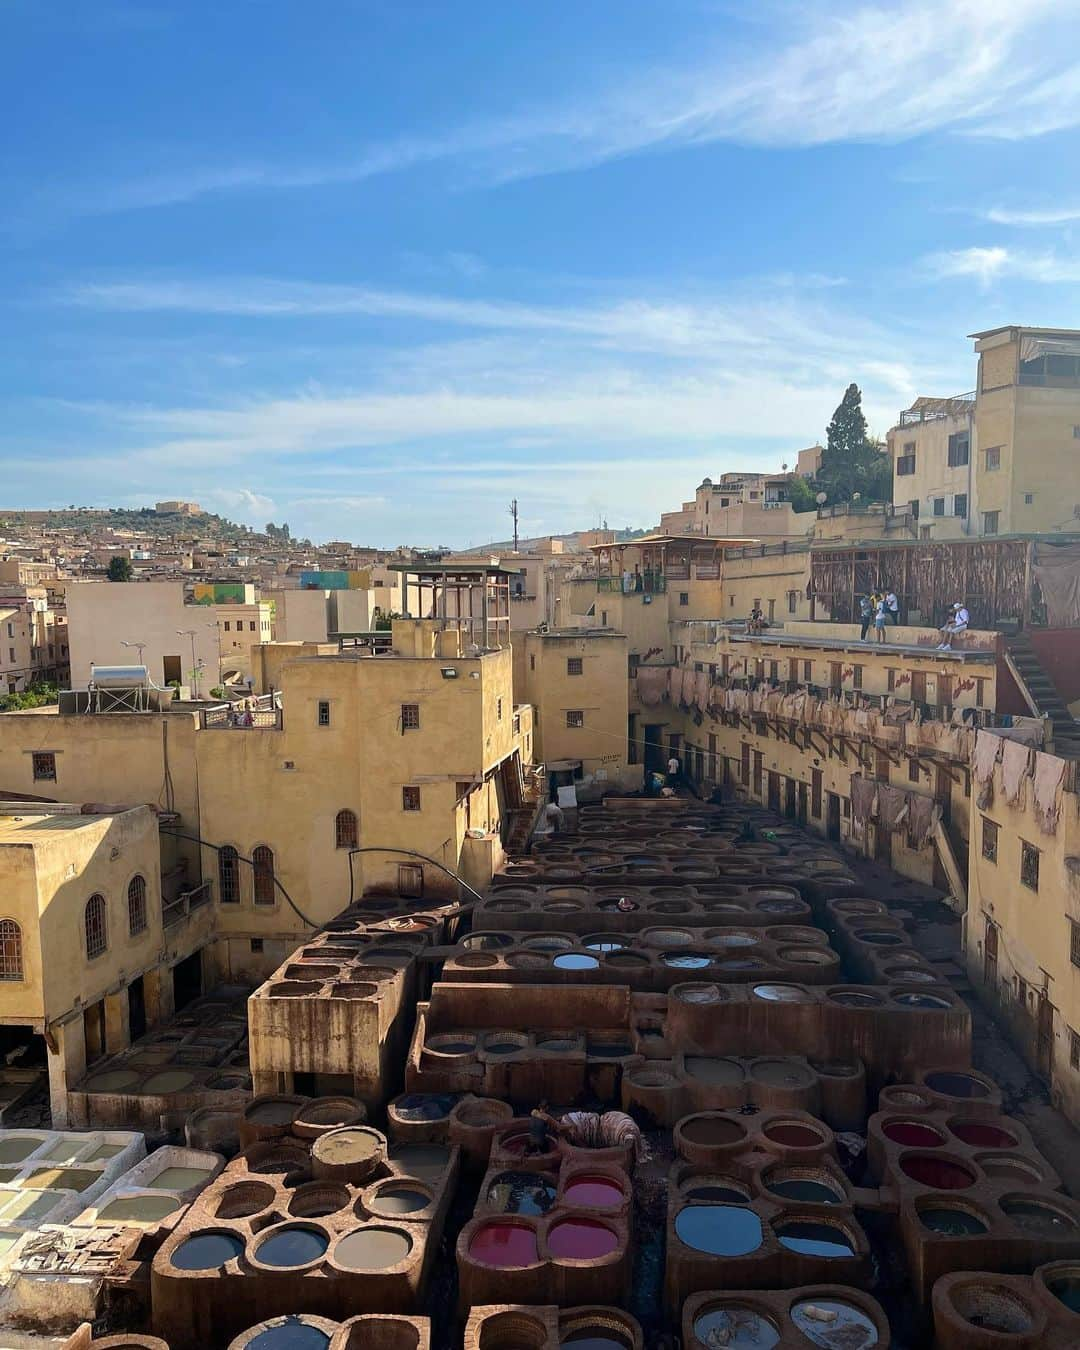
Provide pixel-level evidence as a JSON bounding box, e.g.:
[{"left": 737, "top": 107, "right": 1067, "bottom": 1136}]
[
  {"left": 252, "top": 846, "right": 275, "bottom": 906},
  {"left": 127, "top": 875, "right": 147, "bottom": 936},
  {"left": 0, "top": 920, "right": 23, "bottom": 981},
  {"left": 85, "top": 894, "right": 107, "bottom": 959},
  {"left": 335, "top": 809, "right": 358, "bottom": 850},
  {"left": 218, "top": 846, "right": 240, "bottom": 904}
]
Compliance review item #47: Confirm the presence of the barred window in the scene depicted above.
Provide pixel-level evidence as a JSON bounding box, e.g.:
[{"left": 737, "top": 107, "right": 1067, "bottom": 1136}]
[
  {"left": 252, "top": 846, "right": 275, "bottom": 905},
  {"left": 401, "top": 703, "right": 420, "bottom": 730},
  {"left": 85, "top": 894, "right": 107, "bottom": 960},
  {"left": 981, "top": 818, "right": 998, "bottom": 864},
  {"left": 566, "top": 710, "right": 584, "bottom": 728},
  {"left": 1072, "top": 920, "right": 1080, "bottom": 971},
  {"left": 218, "top": 846, "right": 240, "bottom": 904},
  {"left": 0, "top": 920, "right": 23, "bottom": 980},
  {"left": 32, "top": 752, "right": 56, "bottom": 782},
  {"left": 402, "top": 786, "right": 421, "bottom": 812},
  {"left": 567, "top": 657, "right": 583, "bottom": 676},
  {"left": 335, "top": 809, "right": 358, "bottom": 850},
  {"left": 317, "top": 700, "right": 331, "bottom": 727},
  {"left": 127, "top": 875, "right": 147, "bottom": 935},
  {"left": 1020, "top": 841, "right": 1040, "bottom": 892}
]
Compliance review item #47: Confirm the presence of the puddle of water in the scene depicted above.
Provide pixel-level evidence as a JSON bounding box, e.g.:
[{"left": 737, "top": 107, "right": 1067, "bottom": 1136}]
[
  {"left": 559, "top": 1333, "right": 628, "bottom": 1350},
  {"left": 370, "top": 1185, "right": 429, "bottom": 1215},
  {"left": 662, "top": 953, "right": 711, "bottom": 969},
  {"left": 675, "top": 1204, "right": 763, "bottom": 1257}
]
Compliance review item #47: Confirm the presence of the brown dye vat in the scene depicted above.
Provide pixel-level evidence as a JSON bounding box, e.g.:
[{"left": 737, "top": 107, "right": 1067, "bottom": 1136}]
[
  {"left": 215, "top": 1181, "right": 277, "bottom": 1219},
  {"left": 685, "top": 1058, "right": 744, "bottom": 1086},
  {"left": 312, "top": 1126, "right": 386, "bottom": 1184},
  {"left": 333, "top": 1226, "right": 413, "bottom": 1269},
  {"left": 293, "top": 1097, "right": 367, "bottom": 1140}
]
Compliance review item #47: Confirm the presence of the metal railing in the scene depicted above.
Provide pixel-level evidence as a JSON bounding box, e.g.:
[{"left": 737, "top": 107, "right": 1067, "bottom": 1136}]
[
  {"left": 162, "top": 880, "right": 214, "bottom": 928},
  {"left": 200, "top": 705, "right": 283, "bottom": 730},
  {"left": 898, "top": 393, "right": 976, "bottom": 426},
  {"left": 597, "top": 574, "right": 667, "bottom": 594}
]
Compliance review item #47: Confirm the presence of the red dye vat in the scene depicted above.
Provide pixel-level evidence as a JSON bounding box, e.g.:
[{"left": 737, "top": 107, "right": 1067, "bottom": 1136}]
[
  {"left": 900, "top": 1155, "right": 974, "bottom": 1189},
  {"left": 764, "top": 1122, "right": 823, "bottom": 1149},
  {"left": 883, "top": 1120, "right": 945, "bottom": 1148},
  {"left": 547, "top": 1218, "right": 619, "bottom": 1260},
  {"left": 499, "top": 1133, "right": 531, "bottom": 1157},
  {"left": 563, "top": 1176, "right": 624, "bottom": 1209},
  {"left": 950, "top": 1120, "right": 1018, "bottom": 1149},
  {"left": 468, "top": 1221, "right": 539, "bottom": 1268}
]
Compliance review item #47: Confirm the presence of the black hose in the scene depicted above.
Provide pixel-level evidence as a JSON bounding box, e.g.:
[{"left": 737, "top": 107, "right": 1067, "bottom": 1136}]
[
  {"left": 160, "top": 828, "right": 318, "bottom": 928},
  {"left": 347, "top": 845, "right": 486, "bottom": 908}
]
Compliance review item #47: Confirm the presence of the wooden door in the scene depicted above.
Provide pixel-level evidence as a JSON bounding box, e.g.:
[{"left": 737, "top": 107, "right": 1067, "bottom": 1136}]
[
  {"left": 826, "top": 792, "right": 841, "bottom": 841},
  {"left": 984, "top": 920, "right": 998, "bottom": 989},
  {"left": 767, "top": 771, "right": 780, "bottom": 811}
]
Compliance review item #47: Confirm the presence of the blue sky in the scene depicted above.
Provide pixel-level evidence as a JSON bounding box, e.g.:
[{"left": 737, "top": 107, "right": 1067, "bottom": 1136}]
[{"left": 4, "top": 0, "right": 1080, "bottom": 546}]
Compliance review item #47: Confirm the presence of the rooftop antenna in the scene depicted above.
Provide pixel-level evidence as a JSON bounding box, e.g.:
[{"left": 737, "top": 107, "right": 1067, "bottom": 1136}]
[{"left": 509, "top": 499, "right": 519, "bottom": 551}]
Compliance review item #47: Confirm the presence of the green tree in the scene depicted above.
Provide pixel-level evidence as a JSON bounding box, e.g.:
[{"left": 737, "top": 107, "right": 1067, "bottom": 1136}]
[
  {"left": 786, "top": 475, "right": 819, "bottom": 514},
  {"left": 106, "top": 555, "right": 133, "bottom": 582},
  {"left": 817, "top": 384, "right": 890, "bottom": 506}
]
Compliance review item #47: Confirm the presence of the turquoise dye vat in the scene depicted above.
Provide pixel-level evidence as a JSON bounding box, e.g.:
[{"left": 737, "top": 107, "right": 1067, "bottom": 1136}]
[
  {"left": 674, "top": 1204, "right": 763, "bottom": 1257},
  {"left": 553, "top": 953, "right": 600, "bottom": 970}
]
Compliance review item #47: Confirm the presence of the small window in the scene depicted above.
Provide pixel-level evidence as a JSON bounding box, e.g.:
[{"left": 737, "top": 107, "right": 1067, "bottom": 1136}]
[
  {"left": 401, "top": 703, "right": 420, "bottom": 730},
  {"left": 600, "top": 610, "right": 608, "bottom": 627},
  {"left": 85, "top": 894, "right": 107, "bottom": 960},
  {"left": 933, "top": 497, "right": 946, "bottom": 517},
  {"left": 250, "top": 938, "right": 264, "bottom": 953},
  {"left": 566, "top": 710, "right": 584, "bottom": 728},
  {"left": 947, "top": 431, "right": 970, "bottom": 467},
  {"left": 252, "top": 845, "right": 275, "bottom": 905},
  {"left": 1020, "top": 840, "right": 1040, "bottom": 892},
  {"left": 402, "top": 786, "right": 421, "bottom": 811},
  {"left": 335, "top": 809, "right": 358, "bottom": 850},
  {"left": 788, "top": 591, "right": 797, "bottom": 614},
  {"left": 223, "top": 621, "right": 230, "bottom": 632},
  {"left": 0, "top": 920, "right": 23, "bottom": 981},
  {"left": 127, "top": 875, "right": 147, "bottom": 935},
  {"left": 317, "top": 700, "right": 331, "bottom": 727},
  {"left": 628, "top": 654, "right": 640, "bottom": 677},
  {"left": 983, "top": 510, "right": 1000, "bottom": 536},
  {"left": 896, "top": 453, "right": 916, "bottom": 476},
  {"left": 1024, "top": 492, "right": 1034, "bottom": 505},
  {"left": 981, "top": 818, "right": 998, "bottom": 863},
  {"left": 567, "top": 657, "right": 583, "bottom": 676},
  {"left": 908, "top": 758, "right": 920, "bottom": 783},
  {"left": 218, "top": 846, "right": 240, "bottom": 904},
  {"left": 954, "top": 493, "right": 968, "bottom": 518},
  {"left": 679, "top": 592, "right": 689, "bottom": 606},
  {"left": 497, "top": 697, "right": 503, "bottom": 721},
  {"left": 249, "top": 621, "right": 256, "bottom": 632},
  {"left": 852, "top": 666, "right": 863, "bottom": 689},
  {"left": 1071, "top": 919, "right": 1080, "bottom": 970},
  {"left": 803, "top": 660, "right": 812, "bottom": 681},
  {"left": 32, "top": 752, "right": 56, "bottom": 782},
  {"left": 529, "top": 654, "right": 535, "bottom": 671},
  {"left": 985, "top": 445, "right": 1001, "bottom": 470},
  {"left": 1071, "top": 1028, "right": 1080, "bottom": 1071}
]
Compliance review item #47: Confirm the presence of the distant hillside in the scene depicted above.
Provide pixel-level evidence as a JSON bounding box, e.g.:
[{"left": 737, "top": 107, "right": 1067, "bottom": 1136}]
[
  {"left": 463, "top": 526, "right": 651, "bottom": 554},
  {"left": 0, "top": 507, "right": 257, "bottom": 542}
]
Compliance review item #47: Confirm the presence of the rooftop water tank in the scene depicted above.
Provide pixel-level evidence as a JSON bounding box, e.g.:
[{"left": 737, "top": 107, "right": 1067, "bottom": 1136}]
[{"left": 88, "top": 664, "right": 150, "bottom": 688}]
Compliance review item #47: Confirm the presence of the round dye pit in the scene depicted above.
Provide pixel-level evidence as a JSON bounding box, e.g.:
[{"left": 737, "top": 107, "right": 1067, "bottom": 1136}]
[
  {"left": 468, "top": 1221, "right": 539, "bottom": 1268},
  {"left": 856, "top": 931, "right": 903, "bottom": 946},
  {"left": 882, "top": 1120, "right": 946, "bottom": 1148},
  {"left": 1000, "top": 1197, "right": 1077, "bottom": 1235},
  {"left": 950, "top": 1120, "right": 1018, "bottom": 1149},
  {"left": 662, "top": 953, "right": 711, "bottom": 969},
  {"left": 899, "top": 1155, "right": 975, "bottom": 1189},
  {"left": 763, "top": 1121, "right": 825, "bottom": 1149},
  {"left": 649, "top": 929, "right": 693, "bottom": 947},
  {"left": 753, "top": 984, "right": 810, "bottom": 1002},
  {"left": 97, "top": 1195, "right": 182, "bottom": 1224},
  {"left": 463, "top": 933, "right": 514, "bottom": 949},
  {"left": 587, "top": 1043, "right": 632, "bottom": 1059},
  {"left": 1045, "top": 1273, "right": 1080, "bottom": 1314},
  {"left": 537, "top": 1038, "right": 577, "bottom": 1052},
  {"left": 977, "top": 1155, "right": 1041, "bottom": 1183},
  {"left": 583, "top": 938, "right": 625, "bottom": 953},
  {"left": 525, "top": 937, "right": 573, "bottom": 951},
  {"left": 313, "top": 1128, "right": 382, "bottom": 1165},
  {"left": 486, "top": 1173, "right": 557, "bottom": 1216},
  {"left": 714, "top": 958, "right": 765, "bottom": 972},
  {"left": 560, "top": 1330, "right": 630, "bottom": 1350},
  {"left": 246, "top": 1099, "right": 300, "bottom": 1126},
  {"left": 893, "top": 992, "right": 952, "bottom": 1009},
  {"left": 919, "top": 1207, "right": 988, "bottom": 1236},
  {"left": 248, "top": 1318, "right": 332, "bottom": 1350},
  {"left": 765, "top": 1173, "right": 842, "bottom": 1205},
  {"left": 678, "top": 984, "right": 722, "bottom": 1004},
  {"left": 951, "top": 1284, "right": 1035, "bottom": 1334},
  {"left": 394, "top": 1094, "right": 455, "bottom": 1122},
  {"left": 425, "top": 1037, "right": 475, "bottom": 1056},
  {"left": 790, "top": 1299, "right": 878, "bottom": 1348},
  {"left": 553, "top": 953, "right": 599, "bottom": 970},
  {"left": 692, "top": 1307, "right": 779, "bottom": 1349},
  {"left": 680, "top": 1116, "right": 746, "bottom": 1148},
  {"left": 171, "top": 1231, "right": 244, "bottom": 1270},
  {"left": 750, "top": 1060, "right": 814, "bottom": 1089},
  {"left": 675, "top": 1204, "right": 763, "bottom": 1257},
  {"left": 685, "top": 1057, "right": 744, "bottom": 1086},
  {"left": 334, "top": 1227, "right": 412, "bottom": 1269},
  {"left": 828, "top": 991, "right": 882, "bottom": 1007},
  {"left": 562, "top": 1176, "right": 624, "bottom": 1209},
  {"left": 548, "top": 1218, "right": 619, "bottom": 1260},
  {"left": 141, "top": 1070, "right": 195, "bottom": 1094},
  {"left": 685, "top": 1183, "right": 750, "bottom": 1203},
  {"left": 775, "top": 1221, "right": 855, "bottom": 1258},
  {"left": 86, "top": 1069, "right": 141, "bottom": 1092},
  {"left": 485, "top": 1039, "right": 525, "bottom": 1055},
  {"left": 255, "top": 1225, "right": 329, "bottom": 1268},
  {"left": 924, "top": 1071, "right": 990, "bottom": 1099},
  {"left": 387, "top": 1145, "right": 450, "bottom": 1180},
  {"left": 713, "top": 933, "right": 759, "bottom": 947},
  {"left": 369, "top": 1186, "right": 430, "bottom": 1216}
]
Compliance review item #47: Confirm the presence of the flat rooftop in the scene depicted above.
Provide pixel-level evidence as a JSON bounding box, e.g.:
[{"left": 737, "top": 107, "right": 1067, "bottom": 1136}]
[
  {"left": 0, "top": 806, "right": 126, "bottom": 842},
  {"left": 727, "top": 628, "right": 995, "bottom": 662}
]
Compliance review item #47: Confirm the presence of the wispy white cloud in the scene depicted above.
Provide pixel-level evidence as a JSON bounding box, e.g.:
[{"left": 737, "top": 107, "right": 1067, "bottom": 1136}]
[
  {"left": 926, "top": 245, "right": 1080, "bottom": 285},
  {"left": 34, "top": 0, "right": 1080, "bottom": 219},
  {"left": 980, "top": 203, "right": 1080, "bottom": 227}
]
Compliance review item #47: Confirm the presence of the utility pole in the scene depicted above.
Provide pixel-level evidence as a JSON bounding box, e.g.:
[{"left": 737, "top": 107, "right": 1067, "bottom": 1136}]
[{"left": 509, "top": 499, "right": 519, "bottom": 551}]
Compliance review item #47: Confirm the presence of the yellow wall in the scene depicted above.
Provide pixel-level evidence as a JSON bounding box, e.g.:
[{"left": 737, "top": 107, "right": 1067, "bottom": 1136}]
[{"left": 888, "top": 410, "right": 974, "bottom": 539}]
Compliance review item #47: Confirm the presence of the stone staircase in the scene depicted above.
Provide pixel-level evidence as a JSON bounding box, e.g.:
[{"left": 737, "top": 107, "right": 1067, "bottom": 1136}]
[{"left": 1006, "top": 636, "right": 1080, "bottom": 757}]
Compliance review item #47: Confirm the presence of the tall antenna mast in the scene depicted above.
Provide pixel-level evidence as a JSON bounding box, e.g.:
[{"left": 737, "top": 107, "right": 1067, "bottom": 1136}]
[{"left": 509, "top": 499, "right": 519, "bottom": 551}]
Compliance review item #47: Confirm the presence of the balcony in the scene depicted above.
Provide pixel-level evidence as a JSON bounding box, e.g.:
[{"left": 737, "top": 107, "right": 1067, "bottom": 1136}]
[
  {"left": 163, "top": 880, "right": 214, "bottom": 928},
  {"left": 200, "top": 705, "right": 283, "bottom": 730},
  {"left": 597, "top": 574, "right": 667, "bottom": 594},
  {"left": 898, "top": 393, "right": 976, "bottom": 426}
]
